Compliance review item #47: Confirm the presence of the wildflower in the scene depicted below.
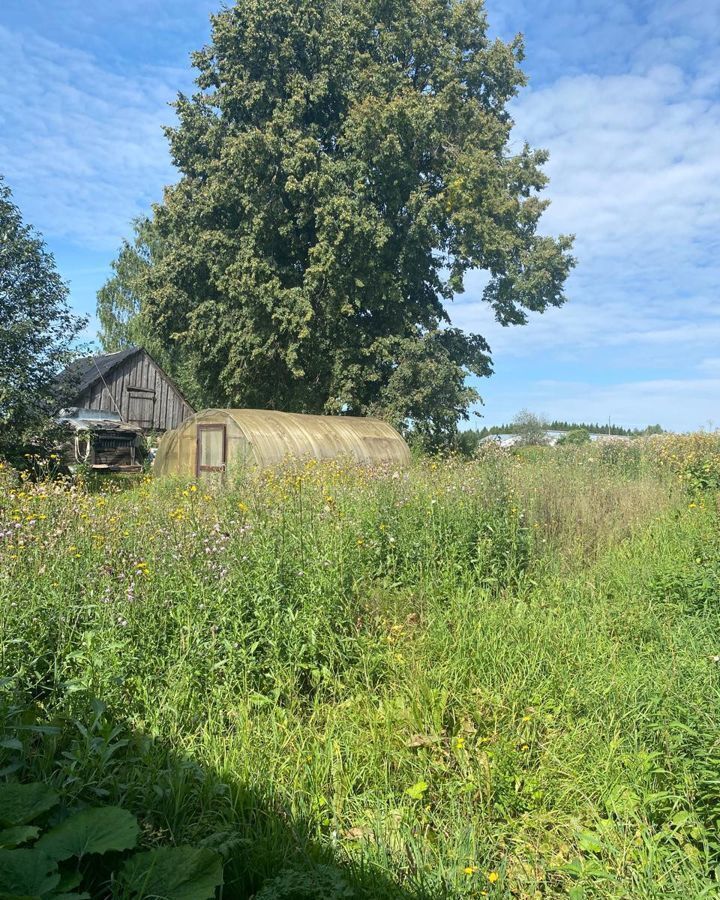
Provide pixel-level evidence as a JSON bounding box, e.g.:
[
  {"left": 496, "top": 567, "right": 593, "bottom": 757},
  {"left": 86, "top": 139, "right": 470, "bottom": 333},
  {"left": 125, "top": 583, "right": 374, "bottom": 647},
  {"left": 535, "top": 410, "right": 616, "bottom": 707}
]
[
  {"left": 463, "top": 866, "right": 478, "bottom": 876},
  {"left": 487, "top": 871, "right": 499, "bottom": 883}
]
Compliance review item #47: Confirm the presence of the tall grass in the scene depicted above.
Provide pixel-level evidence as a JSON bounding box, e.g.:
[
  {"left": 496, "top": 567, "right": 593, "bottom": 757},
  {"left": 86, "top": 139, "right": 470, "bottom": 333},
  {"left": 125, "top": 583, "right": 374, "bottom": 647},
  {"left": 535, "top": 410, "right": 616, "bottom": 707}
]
[{"left": 2, "top": 438, "right": 720, "bottom": 898}]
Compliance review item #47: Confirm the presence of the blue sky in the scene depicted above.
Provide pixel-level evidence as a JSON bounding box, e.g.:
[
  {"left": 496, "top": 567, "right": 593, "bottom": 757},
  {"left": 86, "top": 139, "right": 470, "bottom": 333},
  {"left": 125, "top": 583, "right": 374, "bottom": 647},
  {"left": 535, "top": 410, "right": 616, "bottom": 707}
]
[{"left": 1, "top": 0, "right": 719, "bottom": 431}]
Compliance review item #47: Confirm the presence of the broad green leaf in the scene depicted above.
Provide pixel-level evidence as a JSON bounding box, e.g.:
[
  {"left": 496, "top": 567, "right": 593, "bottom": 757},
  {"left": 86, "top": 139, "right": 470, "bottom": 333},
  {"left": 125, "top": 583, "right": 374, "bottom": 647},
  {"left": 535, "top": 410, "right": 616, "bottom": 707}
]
[
  {"left": 577, "top": 830, "right": 603, "bottom": 853},
  {"left": 36, "top": 807, "right": 139, "bottom": 861},
  {"left": 671, "top": 811, "right": 693, "bottom": 827},
  {"left": 118, "top": 846, "right": 223, "bottom": 900},
  {"left": 405, "top": 780, "right": 428, "bottom": 800},
  {"left": 52, "top": 894, "right": 91, "bottom": 900},
  {"left": 0, "top": 826, "right": 39, "bottom": 849},
  {"left": 560, "top": 857, "right": 613, "bottom": 881},
  {"left": 0, "top": 848, "right": 59, "bottom": 895},
  {"left": 0, "top": 783, "right": 59, "bottom": 827},
  {"left": 56, "top": 872, "right": 82, "bottom": 893}
]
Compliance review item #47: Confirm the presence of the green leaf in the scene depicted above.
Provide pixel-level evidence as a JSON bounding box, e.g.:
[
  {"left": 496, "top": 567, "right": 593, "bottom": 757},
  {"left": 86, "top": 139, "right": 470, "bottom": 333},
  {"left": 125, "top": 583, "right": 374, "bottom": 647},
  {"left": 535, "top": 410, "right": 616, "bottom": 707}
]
[
  {"left": 56, "top": 872, "right": 82, "bottom": 893},
  {"left": 0, "top": 827, "right": 40, "bottom": 849},
  {"left": 118, "top": 846, "right": 223, "bottom": 900},
  {"left": 577, "top": 830, "right": 603, "bottom": 853},
  {"left": 560, "top": 857, "right": 613, "bottom": 881},
  {"left": 0, "top": 848, "right": 59, "bottom": 895},
  {"left": 405, "top": 780, "right": 429, "bottom": 800},
  {"left": 0, "top": 783, "right": 59, "bottom": 827},
  {"left": 604, "top": 784, "right": 640, "bottom": 816},
  {"left": 36, "top": 807, "right": 139, "bottom": 861},
  {"left": 671, "top": 811, "right": 693, "bottom": 827}
]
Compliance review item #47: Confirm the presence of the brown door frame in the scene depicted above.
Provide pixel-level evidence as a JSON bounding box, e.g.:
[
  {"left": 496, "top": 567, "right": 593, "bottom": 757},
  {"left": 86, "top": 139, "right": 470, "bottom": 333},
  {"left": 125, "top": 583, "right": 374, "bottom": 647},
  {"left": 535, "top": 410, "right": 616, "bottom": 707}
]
[{"left": 196, "top": 424, "right": 227, "bottom": 477}]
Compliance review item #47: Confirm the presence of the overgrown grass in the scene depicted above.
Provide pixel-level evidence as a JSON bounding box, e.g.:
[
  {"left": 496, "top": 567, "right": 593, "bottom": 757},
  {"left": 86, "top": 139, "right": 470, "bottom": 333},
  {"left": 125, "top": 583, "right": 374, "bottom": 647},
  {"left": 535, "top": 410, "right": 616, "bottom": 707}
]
[{"left": 3, "top": 438, "right": 720, "bottom": 898}]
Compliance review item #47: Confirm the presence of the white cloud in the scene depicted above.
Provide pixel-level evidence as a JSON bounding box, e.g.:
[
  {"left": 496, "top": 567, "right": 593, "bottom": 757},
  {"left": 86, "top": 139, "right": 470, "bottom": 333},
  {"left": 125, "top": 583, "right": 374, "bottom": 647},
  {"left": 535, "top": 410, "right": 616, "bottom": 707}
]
[
  {"left": 0, "top": 23, "right": 195, "bottom": 249},
  {"left": 475, "top": 375, "right": 720, "bottom": 432},
  {"left": 696, "top": 358, "right": 720, "bottom": 375},
  {"left": 452, "top": 32, "right": 720, "bottom": 403},
  {"left": 2, "top": 0, "right": 718, "bottom": 429},
  {"left": 454, "top": 0, "right": 720, "bottom": 429}
]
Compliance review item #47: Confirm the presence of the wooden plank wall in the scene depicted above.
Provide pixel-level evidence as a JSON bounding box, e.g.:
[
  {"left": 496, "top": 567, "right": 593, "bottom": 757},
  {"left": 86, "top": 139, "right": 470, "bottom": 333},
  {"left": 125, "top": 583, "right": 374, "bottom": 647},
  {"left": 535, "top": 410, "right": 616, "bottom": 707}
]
[{"left": 78, "top": 350, "right": 193, "bottom": 432}]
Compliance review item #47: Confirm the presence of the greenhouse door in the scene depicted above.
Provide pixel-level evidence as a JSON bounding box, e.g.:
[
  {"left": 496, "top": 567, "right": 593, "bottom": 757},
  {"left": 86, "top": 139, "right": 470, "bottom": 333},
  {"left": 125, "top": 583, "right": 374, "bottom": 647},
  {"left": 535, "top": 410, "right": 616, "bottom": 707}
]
[{"left": 196, "top": 425, "right": 226, "bottom": 478}]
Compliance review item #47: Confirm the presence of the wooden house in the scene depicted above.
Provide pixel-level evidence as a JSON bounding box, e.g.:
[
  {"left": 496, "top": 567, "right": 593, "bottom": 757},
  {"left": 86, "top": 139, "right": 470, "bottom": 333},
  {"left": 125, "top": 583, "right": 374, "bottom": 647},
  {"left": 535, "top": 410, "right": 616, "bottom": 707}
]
[{"left": 58, "top": 347, "right": 193, "bottom": 434}]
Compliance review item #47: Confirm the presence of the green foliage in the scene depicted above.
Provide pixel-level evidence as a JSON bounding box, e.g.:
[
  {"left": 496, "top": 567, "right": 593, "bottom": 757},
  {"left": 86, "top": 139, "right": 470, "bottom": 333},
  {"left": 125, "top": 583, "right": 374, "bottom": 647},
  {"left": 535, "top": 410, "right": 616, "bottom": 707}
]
[
  {"left": 0, "top": 176, "right": 86, "bottom": 460},
  {"left": 557, "top": 427, "right": 590, "bottom": 446},
  {"left": 96, "top": 219, "right": 202, "bottom": 408},
  {"left": 454, "top": 428, "right": 483, "bottom": 458},
  {"left": 131, "top": 0, "right": 573, "bottom": 441},
  {"left": 0, "top": 847, "right": 63, "bottom": 897},
  {"left": 7, "top": 443, "right": 720, "bottom": 896},
  {"left": 0, "top": 782, "right": 59, "bottom": 826},
  {"left": 479, "top": 420, "right": 665, "bottom": 438},
  {"left": 117, "top": 847, "right": 223, "bottom": 900},
  {"left": 0, "top": 825, "right": 41, "bottom": 848},
  {"left": 96, "top": 218, "right": 157, "bottom": 354},
  {"left": 0, "top": 781, "right": 221, "bottom": 900},
  {"left": 253, "top": 866, "right": 354, "bottom": 900},
  {"left": 36, "top": 807, "right": 139, "bottom": 862},
  {"left": 598, "top": 440, "right": 642, "bottom": 476},
  {"left": 511, "top": 408, "right": 549, "bottom": 447}
]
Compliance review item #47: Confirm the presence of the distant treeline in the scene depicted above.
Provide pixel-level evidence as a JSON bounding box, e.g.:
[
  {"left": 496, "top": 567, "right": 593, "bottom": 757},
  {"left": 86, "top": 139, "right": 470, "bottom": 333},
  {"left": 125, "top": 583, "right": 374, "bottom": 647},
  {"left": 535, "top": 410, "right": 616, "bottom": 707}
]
[{"left": 476, "top": 421, "right": 665, "bottom": 438}]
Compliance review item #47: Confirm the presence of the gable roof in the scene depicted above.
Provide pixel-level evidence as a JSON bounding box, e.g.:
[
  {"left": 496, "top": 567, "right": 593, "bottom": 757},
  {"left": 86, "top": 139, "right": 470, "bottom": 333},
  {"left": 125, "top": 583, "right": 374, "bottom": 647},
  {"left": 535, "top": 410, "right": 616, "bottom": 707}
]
[{"left": 59, "top": 347, "right": 141, "bottom": 398}]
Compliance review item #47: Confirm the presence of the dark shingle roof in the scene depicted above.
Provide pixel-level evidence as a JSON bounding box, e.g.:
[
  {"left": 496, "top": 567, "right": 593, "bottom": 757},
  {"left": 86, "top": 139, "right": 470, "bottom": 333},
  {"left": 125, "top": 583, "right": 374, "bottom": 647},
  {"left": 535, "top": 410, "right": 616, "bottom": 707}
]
[{"left": 58, "top": 347, "right": 140, "bottom": 399}]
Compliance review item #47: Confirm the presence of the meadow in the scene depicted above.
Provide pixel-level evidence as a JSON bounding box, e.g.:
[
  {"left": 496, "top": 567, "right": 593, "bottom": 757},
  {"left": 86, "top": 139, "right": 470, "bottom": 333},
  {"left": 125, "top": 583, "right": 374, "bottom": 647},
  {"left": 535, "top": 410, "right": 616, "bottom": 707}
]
[{"left": 3, "top": 435, "right": 720, "bottom": 898}]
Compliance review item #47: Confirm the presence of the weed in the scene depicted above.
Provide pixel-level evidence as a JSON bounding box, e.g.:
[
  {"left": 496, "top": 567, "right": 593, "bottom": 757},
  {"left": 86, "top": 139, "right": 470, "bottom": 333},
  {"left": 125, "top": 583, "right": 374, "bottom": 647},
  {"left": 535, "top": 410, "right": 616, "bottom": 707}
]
[{"left": 2, "top": 443, "right": 720, "bottom": 897}]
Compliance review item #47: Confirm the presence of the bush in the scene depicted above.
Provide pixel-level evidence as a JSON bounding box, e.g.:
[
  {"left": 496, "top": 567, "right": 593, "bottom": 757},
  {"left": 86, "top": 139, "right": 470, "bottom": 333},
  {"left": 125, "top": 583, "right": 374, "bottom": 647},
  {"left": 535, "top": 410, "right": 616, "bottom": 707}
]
[{"left": 557, "top": 428, "right": 590, "bottom": 446}]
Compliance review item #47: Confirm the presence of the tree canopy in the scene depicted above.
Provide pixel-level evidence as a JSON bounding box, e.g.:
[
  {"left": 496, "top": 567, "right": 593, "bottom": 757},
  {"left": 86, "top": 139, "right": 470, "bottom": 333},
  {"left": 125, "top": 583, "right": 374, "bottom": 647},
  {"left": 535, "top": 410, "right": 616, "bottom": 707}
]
[
  {"left": 102, "top": 0, "right": 574, "bottom": 442},
  {"left": 511, "top": 409, "right": 550, "bottom": 447},
  {"left": 556, "top": 427, "right": 591, "bottom": 446},
  {"left": 0, "top": 176, "right": 86, "bottom": 457},
  {"left": 97, "top": 217, "right": 158, "bottom": 353}
]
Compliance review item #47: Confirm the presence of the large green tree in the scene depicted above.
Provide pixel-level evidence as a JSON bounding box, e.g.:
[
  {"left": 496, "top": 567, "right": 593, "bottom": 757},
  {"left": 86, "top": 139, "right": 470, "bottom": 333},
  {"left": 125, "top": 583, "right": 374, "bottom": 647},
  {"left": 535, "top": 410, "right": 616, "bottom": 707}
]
[
  {"left": 0, "top": 176, "right": 86, "bottom": 457},
  {"left": 129, "top": 0, "right": 574, "bottom": 437}
]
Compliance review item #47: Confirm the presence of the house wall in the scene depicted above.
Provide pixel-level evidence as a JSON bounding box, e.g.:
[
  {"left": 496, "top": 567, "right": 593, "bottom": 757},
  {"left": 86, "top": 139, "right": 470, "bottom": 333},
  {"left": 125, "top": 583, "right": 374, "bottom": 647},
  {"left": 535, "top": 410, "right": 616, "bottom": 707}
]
[{"left": 77, "top": 350, "right": 193, "bottom": 432}]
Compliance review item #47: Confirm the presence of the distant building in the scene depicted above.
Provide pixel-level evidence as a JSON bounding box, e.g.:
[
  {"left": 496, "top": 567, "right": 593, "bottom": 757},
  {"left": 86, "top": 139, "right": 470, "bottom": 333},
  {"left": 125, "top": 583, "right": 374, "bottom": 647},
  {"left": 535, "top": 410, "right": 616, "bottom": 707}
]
[
  {"left": 58, "top": 347, "right": 193, "bottom": 434},
  {"left": 480, "top": 433, "right": 523, "bottom": 449},
  {"left": 479, "top": 430, "right": 627, "bottom": 448}
]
